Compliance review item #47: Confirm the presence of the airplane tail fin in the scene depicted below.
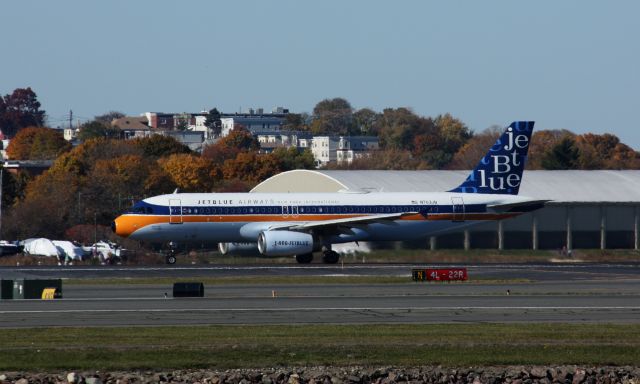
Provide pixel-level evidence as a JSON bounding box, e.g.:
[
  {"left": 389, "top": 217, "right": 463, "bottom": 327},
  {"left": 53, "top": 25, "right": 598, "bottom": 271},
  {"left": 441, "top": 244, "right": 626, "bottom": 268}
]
[{"left": 449, "top": 121, "right": 535, "bottom": 195}]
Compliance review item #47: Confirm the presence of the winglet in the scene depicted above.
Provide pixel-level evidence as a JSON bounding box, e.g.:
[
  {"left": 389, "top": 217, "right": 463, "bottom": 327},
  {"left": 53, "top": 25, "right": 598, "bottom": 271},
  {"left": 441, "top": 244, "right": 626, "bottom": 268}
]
[{"left": 449, "top": 121, "right": 535, "bottom": 195}]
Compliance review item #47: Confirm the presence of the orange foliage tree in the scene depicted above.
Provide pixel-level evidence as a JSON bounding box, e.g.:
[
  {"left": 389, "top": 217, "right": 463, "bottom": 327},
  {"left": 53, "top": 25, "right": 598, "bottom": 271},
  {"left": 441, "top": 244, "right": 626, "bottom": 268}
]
[
  {"left": 159, "top": 153, "right": 215, "bottom": 192},
  {"left": 6, "top": 126, "right": 71, "bottom": 160}
]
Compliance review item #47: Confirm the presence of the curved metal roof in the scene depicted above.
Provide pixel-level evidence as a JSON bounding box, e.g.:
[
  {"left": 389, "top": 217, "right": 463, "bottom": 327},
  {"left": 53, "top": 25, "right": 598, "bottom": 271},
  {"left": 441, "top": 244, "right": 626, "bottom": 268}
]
[{"left": 251, "top": 170, "right": 640, "bottom": 203}]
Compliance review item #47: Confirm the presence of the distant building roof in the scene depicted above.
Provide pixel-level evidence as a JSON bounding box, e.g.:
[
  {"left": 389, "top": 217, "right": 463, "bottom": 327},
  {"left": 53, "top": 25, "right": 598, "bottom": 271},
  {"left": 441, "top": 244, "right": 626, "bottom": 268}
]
[
  {"left": 112, "top": 117, "right": 149, "bottom": 130},
  {"left": 251, "top": 170, "right": 640, "bottom": 203}
]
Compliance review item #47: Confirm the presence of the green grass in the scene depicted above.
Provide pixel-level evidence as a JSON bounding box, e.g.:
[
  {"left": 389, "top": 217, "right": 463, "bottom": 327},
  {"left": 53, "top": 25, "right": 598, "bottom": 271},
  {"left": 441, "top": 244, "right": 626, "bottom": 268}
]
[{"left": 1, "top": 324, "right": 639, "bottom": 370}]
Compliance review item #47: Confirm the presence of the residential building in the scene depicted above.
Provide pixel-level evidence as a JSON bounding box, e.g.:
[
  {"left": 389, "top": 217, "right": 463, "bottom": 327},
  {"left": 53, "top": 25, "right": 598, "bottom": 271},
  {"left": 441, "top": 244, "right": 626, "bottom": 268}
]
[
  {"left": 63, "top": 128, "right": 78, "bottom": 141},
  {"left": 311, "top": 136, "right": 339, "bottom": 167},
  {"left": 220, "top": 109, "right": 289, "bottom": 137},
  {"left": 310, "top": 136, "right": 379, "bottom": 167},
  {"left": 111, "top": 116, "right": 150, "bottom": 131},
  {"left": 256, "top": 131, "right": 312, "bottom": 153},
  {"left": 336, "top": 136, "right": 379, "bottom": 164}
]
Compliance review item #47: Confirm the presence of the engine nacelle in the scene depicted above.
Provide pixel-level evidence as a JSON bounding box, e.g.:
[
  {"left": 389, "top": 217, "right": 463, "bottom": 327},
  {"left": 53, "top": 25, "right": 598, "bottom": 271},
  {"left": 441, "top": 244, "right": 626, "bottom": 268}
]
[
  {"left": 218, "top": 242, "right": 260, "bottom": 256},
  {"left": 257, "top": 231, "right": 314, "bottom": 257}
]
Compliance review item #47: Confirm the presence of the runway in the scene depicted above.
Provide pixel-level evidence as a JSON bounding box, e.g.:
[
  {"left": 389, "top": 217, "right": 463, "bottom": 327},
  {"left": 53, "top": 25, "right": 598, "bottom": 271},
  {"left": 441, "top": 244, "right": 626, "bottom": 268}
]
[
  {"left": 1, "top": 263, "right": 639, "bottom": 327},
  {"left": 2, "top": 262, "right": 640, "bottom": 280}
]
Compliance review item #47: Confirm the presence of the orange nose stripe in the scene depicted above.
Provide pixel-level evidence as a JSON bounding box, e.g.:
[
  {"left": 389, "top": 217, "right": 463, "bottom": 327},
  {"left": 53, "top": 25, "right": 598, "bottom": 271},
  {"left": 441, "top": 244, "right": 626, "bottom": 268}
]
[{"left": 114, "top": 215, "right": 169, "bottom": 237}]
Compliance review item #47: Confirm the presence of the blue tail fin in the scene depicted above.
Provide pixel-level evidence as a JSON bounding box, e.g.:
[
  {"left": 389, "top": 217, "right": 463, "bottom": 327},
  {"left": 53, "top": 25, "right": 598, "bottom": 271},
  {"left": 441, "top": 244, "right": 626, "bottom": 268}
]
[{"left": 449, "top": 121, "right": 535, "bottom": 195}]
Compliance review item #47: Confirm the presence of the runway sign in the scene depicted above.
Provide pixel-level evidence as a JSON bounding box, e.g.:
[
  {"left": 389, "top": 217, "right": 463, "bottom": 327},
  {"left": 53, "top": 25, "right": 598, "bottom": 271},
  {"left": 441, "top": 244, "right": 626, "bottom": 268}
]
[{"left": 412, "top": 268, "right": 468, "bottom": 282}]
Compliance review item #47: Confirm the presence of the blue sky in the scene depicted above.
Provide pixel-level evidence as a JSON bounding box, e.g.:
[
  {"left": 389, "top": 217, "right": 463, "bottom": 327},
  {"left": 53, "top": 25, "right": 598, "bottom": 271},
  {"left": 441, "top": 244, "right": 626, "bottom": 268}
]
[{"left": 2, "top": 1, "right": 639, "bottom": 148}]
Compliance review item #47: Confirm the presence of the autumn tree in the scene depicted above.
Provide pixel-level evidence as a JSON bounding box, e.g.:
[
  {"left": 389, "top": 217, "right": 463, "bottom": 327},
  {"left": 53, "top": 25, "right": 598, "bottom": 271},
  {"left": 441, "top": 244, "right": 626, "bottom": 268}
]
[
  {"left": 202, "top": 127, "right": 259, "bottom": 167},
  {"left": 5, "top": 127, "right": 71, "bottom": 160},
  {"left": 0, "top": 87, "right": 46, "bottom": 137},
  {"left": 448, "top": 125, "right": 502, "bottom": 169},
  {"left": 83, "top": 155, "right": 174, "bottom": 222},
  {"left": 222, "top": 151, "right": 282, "bottom": 184},
  {"left": 4, "top": 171, "right": 79, "bottom": 239},
  {"left": 576, "top": 133, "right": 640, "bottom": 169},
  {"left": 311, "top": 98, "right": 354, "bottom": 135},
  {"left": 159, "top": 153, "right": 215, "bottom": 192}
]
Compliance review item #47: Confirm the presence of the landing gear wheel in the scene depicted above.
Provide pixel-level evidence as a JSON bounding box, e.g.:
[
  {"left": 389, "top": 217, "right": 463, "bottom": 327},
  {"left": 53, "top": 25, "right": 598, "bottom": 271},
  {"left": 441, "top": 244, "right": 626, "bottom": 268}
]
[
  {"left": 166, "top": 255, "right": 177, "bottom": 265},
  {"left": 322, "top": 250, "right": 340, "bottom": 264},
  {"left": 295, "top": 253, "right": 313, "bottom": 264}
]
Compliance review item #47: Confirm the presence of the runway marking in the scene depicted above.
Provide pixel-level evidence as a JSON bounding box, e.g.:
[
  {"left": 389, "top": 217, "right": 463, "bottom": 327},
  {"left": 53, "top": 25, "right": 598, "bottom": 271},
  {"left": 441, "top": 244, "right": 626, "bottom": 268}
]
[{"left": 2, "top": 306, "right": 640, "bottom": 314}]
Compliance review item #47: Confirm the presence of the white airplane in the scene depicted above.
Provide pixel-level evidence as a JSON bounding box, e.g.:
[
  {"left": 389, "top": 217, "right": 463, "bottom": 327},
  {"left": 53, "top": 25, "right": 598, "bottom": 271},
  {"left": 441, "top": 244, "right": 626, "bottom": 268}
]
[{"left": 113, "top": 121, "right": 545, "bottom": 264}]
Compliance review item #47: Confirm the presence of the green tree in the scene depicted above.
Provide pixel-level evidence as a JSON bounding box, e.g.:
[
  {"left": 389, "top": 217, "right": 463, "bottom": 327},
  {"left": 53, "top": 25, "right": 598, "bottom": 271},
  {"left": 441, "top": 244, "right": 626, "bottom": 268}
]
[
  {"left": 373, "top": 108, "right": 428, "bottom": 150},
  {"left": 283, "top": 113, "right": 310, "bottom": 131},
  {"left": 78, "top": 121, "right": 120, "bottom": 141},
  {"left": 541, "top": 136, "right": 580, "bottom": 170},
  {"left": 272, "top": 147, "right": 315, "bottom": 170},
  {"left": 352, "top": 108, "right": 379, "bottom": 135},
  {"left": 527, "top": 130, "right": 575, "bottom": 169},
  {"left": 133, "top": 134, "right": 191, "bottom": 158},
  {"left": 176, "top": 119, "right": 189, "bottom": 131},
  {"left": 204, "top": 108, "right": 222, "bottom": 137}
]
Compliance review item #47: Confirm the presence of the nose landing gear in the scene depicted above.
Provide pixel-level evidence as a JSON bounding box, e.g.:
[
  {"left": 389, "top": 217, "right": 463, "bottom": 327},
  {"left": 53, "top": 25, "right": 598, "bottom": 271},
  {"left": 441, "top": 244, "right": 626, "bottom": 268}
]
[{"left": 165, "top": 241, "right": 178, "bottom": 265}]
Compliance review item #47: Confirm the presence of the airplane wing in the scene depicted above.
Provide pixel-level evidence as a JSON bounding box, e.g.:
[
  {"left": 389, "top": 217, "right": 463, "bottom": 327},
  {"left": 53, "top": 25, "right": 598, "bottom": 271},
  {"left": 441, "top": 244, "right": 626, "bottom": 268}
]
[
  {"left": 487, "top": 200, "right": 550, "bottom": 213},
  {"left": 277, "top": 212, "right": 420, "bottom": 231}
]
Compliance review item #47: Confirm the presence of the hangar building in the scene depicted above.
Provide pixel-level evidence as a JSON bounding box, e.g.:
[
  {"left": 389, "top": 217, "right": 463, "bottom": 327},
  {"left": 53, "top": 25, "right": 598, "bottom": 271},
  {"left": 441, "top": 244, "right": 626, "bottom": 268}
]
[{"left": 251, "top": 170, "right": 640, "bottom": 251}]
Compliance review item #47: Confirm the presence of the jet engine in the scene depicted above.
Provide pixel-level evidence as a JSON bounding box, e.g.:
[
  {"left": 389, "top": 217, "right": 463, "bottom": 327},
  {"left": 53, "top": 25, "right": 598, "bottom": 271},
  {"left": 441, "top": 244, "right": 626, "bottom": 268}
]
[
  {"left": 218, "top": 242, "right": 260, "bottom": 256},
  {"left": 257, "top": 231, "right": 314, "bottom": 257}
]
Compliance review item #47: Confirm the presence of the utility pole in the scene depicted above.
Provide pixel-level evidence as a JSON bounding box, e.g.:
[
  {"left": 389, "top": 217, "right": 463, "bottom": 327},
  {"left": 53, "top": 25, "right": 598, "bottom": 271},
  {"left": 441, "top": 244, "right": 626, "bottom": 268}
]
[
  {"left": 69, "top": 110, "right": 73, "bottom": 129},
  {"left": 0, "top": 168, "right": 3, "bottom": 239}
]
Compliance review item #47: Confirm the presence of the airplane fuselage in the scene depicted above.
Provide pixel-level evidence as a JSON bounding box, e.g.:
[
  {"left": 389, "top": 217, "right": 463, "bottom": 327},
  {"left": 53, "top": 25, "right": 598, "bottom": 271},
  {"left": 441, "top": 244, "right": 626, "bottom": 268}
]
[{"left": 114, "top": 191, "right": 536, "bottom": 245}]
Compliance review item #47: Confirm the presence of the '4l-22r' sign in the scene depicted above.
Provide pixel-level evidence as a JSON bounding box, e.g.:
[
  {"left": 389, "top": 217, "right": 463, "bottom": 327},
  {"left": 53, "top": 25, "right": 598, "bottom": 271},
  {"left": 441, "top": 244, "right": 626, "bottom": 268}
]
[{"left": 412, "top": 268, "right": 468, "bottom": 282}]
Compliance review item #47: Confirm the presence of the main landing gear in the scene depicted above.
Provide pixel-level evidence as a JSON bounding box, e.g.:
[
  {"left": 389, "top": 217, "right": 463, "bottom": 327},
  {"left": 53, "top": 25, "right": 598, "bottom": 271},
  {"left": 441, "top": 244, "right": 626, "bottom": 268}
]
[
  {"left": 322, "top": 250, "right": 340, "bottom": 264},
  {"left": 294, "top": 250, "right": 340, "bottom": 264},
  {"left": 295, "top": 253, "right": 313, "bottom": 264}
]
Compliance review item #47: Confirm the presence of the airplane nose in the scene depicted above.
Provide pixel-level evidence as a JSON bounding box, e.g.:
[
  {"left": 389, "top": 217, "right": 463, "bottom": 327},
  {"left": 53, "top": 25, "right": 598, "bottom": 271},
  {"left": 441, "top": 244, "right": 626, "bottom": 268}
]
[{"left": 112, "top": 216, "right": 133, "bottom": 238}]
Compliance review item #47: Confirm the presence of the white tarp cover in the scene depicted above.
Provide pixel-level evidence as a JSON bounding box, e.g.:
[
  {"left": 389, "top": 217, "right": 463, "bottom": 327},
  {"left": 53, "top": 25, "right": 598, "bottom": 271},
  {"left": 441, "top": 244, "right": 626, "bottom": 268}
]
[
  {"left": 23, "top": 238, "right": 60, "bottom": 257},
  {"left": 52, "top": 240, "right": 85, "bottom": 260}
]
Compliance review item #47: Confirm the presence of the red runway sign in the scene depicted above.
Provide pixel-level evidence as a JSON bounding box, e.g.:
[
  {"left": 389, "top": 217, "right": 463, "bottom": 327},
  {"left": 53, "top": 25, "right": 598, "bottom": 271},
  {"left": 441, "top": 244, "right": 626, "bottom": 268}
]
[{"left": 412, "top": 268, "right": 468, "bottom": 282}]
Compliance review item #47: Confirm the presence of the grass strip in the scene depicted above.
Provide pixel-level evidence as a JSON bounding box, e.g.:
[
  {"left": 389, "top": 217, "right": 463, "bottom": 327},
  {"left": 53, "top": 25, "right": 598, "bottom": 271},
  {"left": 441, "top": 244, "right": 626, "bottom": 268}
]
[
  {"left": 63, "top": 275, "right": 531, "bottom": 286},
  {"left": 1, "top": 324, "right": 639, "bottom": 370}
]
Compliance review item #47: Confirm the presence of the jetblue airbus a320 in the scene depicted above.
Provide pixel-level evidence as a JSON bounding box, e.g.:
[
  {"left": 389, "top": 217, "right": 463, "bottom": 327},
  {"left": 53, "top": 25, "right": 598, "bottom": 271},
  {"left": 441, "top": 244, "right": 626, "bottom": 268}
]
[{"left": 113, "top": 121, "right": 545, "bottom": 264}]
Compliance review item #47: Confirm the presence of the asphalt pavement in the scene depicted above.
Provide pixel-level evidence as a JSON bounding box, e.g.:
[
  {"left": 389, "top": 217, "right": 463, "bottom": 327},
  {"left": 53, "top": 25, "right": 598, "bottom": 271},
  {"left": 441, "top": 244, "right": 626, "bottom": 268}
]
[{"left": 0, "top": 263, "right": 639, "bottom": 327}]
